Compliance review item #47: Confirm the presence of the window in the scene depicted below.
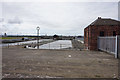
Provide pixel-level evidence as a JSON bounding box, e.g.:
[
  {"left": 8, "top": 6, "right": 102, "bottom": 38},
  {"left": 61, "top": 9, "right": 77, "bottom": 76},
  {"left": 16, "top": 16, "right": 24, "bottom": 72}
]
[
  {"left": 100, "top": 31, "right": 104, "bottom": 36},
  {"left": 113, "top": 31, "right": 116, "bottom": 36}
]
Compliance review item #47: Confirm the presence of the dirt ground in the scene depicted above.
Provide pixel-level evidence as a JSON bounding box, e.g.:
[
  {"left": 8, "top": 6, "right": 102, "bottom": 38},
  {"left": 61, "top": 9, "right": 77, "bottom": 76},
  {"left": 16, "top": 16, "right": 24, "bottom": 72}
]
[{"left": 2, "top": 46, "right": 118, "bottom": 78}]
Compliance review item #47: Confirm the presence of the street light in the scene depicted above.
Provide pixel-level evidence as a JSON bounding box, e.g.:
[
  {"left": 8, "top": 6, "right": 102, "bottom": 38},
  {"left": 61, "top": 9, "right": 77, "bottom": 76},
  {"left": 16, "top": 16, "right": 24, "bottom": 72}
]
[{"left": 36, "top": 26, "right": 40, "bottom": 49}]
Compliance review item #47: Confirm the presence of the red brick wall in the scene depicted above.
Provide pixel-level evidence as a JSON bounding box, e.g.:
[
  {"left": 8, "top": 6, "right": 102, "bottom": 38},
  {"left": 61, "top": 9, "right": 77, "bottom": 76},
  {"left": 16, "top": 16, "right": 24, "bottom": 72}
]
[
  {"left": 84, "top": 27, "right": 89, "bottom": 49},
  {"left": 84, "top": 25, "right": 120, "bottom": 50}
]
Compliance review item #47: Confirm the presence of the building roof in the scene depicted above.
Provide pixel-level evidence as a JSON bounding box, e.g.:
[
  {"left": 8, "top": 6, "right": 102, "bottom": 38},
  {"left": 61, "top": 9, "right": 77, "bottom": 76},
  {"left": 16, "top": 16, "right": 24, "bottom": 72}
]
[{"left": 90, "top": 17, "right": 120, "bottom": 26}]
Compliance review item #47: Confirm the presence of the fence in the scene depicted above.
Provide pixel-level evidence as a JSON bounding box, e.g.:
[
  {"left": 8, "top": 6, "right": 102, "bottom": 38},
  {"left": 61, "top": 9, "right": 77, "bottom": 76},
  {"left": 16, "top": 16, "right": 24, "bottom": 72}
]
[
  {"left": 72, "top": 40, "right": 84, "bottom": 50},
  {"left": 1, "top": 39, "right": 54, "bottom": 48},
  {"left": 98, "top": 36, "right": 120, "bottom": 58},
  {"left": 118, "top": 36, "right": 120, "bottom": 58},
  {"left": 27, "top": 44, "right": 72, "bottom": 50},
  {"left": 2, "top": 40, "right": 73, "bottom": 50}
]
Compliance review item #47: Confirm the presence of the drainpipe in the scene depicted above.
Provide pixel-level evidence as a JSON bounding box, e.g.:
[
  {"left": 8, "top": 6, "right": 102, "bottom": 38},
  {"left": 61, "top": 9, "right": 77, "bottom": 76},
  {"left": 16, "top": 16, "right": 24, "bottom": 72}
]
[{"left": 88, "top": 26, "right": 90, "bottom": 50}]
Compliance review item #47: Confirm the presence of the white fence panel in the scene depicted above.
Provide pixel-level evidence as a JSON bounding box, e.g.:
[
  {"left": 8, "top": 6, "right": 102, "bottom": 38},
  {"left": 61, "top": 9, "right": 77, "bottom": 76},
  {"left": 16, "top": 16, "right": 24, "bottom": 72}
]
[{"left": 98, "top": 36, "right": 120, "bottom": 58}]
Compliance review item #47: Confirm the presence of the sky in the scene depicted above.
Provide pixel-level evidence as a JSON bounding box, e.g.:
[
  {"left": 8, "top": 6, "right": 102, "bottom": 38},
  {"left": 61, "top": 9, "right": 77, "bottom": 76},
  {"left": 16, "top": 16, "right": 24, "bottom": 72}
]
[{"left": 0, "top": 0, "right": 119, "bottom": 36}]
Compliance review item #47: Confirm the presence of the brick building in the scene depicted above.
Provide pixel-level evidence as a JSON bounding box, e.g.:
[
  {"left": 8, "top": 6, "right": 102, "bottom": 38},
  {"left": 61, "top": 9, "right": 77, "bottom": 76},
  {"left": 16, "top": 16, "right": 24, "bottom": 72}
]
[{"left": 84, "top": 17, "right": 120, "bottom": 50}]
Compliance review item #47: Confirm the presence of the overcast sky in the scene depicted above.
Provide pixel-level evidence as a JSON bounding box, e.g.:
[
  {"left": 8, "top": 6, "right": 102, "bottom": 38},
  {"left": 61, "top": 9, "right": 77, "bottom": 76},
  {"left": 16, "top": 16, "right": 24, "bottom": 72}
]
[{"left": 0, "top": 1, "right": 119, "bottom": 36}]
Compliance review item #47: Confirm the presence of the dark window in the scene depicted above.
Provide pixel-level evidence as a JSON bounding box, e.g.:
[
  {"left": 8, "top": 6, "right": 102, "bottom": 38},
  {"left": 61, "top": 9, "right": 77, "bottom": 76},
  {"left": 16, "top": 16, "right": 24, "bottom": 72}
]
[
  {"left": 113, "top": 31, "right": 116, "bottom": 36},
  {"left": 100, "top": 31, "right": 104, "bottom": 36},
  {"left": 110, "top": 25, "right": 114, "bottom": 26}
]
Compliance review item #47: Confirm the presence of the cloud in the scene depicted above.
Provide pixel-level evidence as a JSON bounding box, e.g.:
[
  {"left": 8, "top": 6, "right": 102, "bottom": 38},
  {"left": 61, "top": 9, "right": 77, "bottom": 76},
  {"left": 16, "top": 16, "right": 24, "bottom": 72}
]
[
  {"left": 0, "top": 18, "right": 4, "bottom": 22},
  {"left": 1, "top": 2, "right": 118, "bottom": 36},
  {"left": 1, "top": 0, "right": 120, "bottom": 2},
  {"left": 8, "top": 17, "right": 22, "bottom": 24}
]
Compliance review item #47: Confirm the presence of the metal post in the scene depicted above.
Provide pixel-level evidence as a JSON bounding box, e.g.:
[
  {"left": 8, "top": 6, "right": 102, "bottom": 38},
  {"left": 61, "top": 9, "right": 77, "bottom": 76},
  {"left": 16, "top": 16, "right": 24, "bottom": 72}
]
[
  {"left": 36, "top": 26, "right": 40, "bottom": 49},
  {"left": 118, "top": 36, "right": 120, "bottom": 59},
  {"left": 115, "top": 35, "right": 118, "bottom": 58}
]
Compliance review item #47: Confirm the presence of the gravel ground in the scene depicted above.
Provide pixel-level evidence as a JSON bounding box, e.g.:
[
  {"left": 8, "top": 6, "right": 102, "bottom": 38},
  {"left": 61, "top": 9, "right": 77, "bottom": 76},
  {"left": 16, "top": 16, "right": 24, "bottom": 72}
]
[
  {"left": 2, "top": 46, "right": 118, "bottom": 78},
  {"left": 71, "top": 40, "right": 84, "bottom": 50}
]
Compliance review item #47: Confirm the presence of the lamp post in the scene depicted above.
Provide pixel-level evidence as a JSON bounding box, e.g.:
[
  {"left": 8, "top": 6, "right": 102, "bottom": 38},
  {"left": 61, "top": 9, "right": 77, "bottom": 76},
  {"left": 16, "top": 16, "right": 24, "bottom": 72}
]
[{"left": 36, "top": 26, "right": 40, "bottom": 49}]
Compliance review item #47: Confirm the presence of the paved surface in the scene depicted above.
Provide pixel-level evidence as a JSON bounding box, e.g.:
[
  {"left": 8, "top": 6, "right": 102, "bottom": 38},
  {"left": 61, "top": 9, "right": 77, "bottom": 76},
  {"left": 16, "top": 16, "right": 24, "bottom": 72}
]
[
  {"left": 72, "top": 40, "right": 84, "bottom": 50},
  {"left": 2, "top": 46, "right": 118, "bottom": 78}
]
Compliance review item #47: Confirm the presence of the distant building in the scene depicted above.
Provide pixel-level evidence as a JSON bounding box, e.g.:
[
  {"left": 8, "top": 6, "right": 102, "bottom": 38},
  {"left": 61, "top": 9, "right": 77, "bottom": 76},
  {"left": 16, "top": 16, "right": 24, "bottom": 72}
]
[
  {"left": 21, "top": 37, "right": 29, "bottom": 41},
  {"left": 84, "top": 17, "right": 120, "bottom": 50},
  {"left": 53, "top": 34, "right": 59, "bottom": 40}
]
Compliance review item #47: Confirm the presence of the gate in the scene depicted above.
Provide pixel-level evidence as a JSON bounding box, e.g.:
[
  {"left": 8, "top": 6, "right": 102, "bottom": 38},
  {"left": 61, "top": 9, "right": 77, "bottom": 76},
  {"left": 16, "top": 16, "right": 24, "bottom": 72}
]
[{"left": 98, "top": 36, "right": 120, "bottom": 58}]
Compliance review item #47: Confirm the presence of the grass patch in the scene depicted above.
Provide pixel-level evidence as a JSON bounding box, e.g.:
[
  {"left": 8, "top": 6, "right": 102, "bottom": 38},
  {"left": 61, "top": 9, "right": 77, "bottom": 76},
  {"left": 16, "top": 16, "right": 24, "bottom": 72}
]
[
  {"left": 0, "top": 37, "right": 35, "bottom": 39},
  {"left": 0, "top": 37, "right": 22, "bottom": 39}
]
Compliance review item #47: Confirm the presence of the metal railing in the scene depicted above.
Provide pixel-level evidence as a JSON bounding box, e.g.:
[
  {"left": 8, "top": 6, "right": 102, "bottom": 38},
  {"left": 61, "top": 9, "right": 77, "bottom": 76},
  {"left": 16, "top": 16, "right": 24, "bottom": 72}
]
[
  {"left": 1, "top": 39, "right": 54, "bottom": 48},
  {"left": 71, "top": 40, "right": 84, "bottom": 50},
  {"left": 26, "top": 44, "right": 72, "bottom": 50},
  {"left": 98, "top": 36, "right": 120, "bottom": 58}
]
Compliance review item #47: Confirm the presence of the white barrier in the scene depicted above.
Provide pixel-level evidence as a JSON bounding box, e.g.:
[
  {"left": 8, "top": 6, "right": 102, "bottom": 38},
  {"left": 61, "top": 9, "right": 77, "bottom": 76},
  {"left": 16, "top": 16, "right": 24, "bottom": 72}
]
[{"left": 98, "top": 36, "right": 120, "bottom": 58}]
